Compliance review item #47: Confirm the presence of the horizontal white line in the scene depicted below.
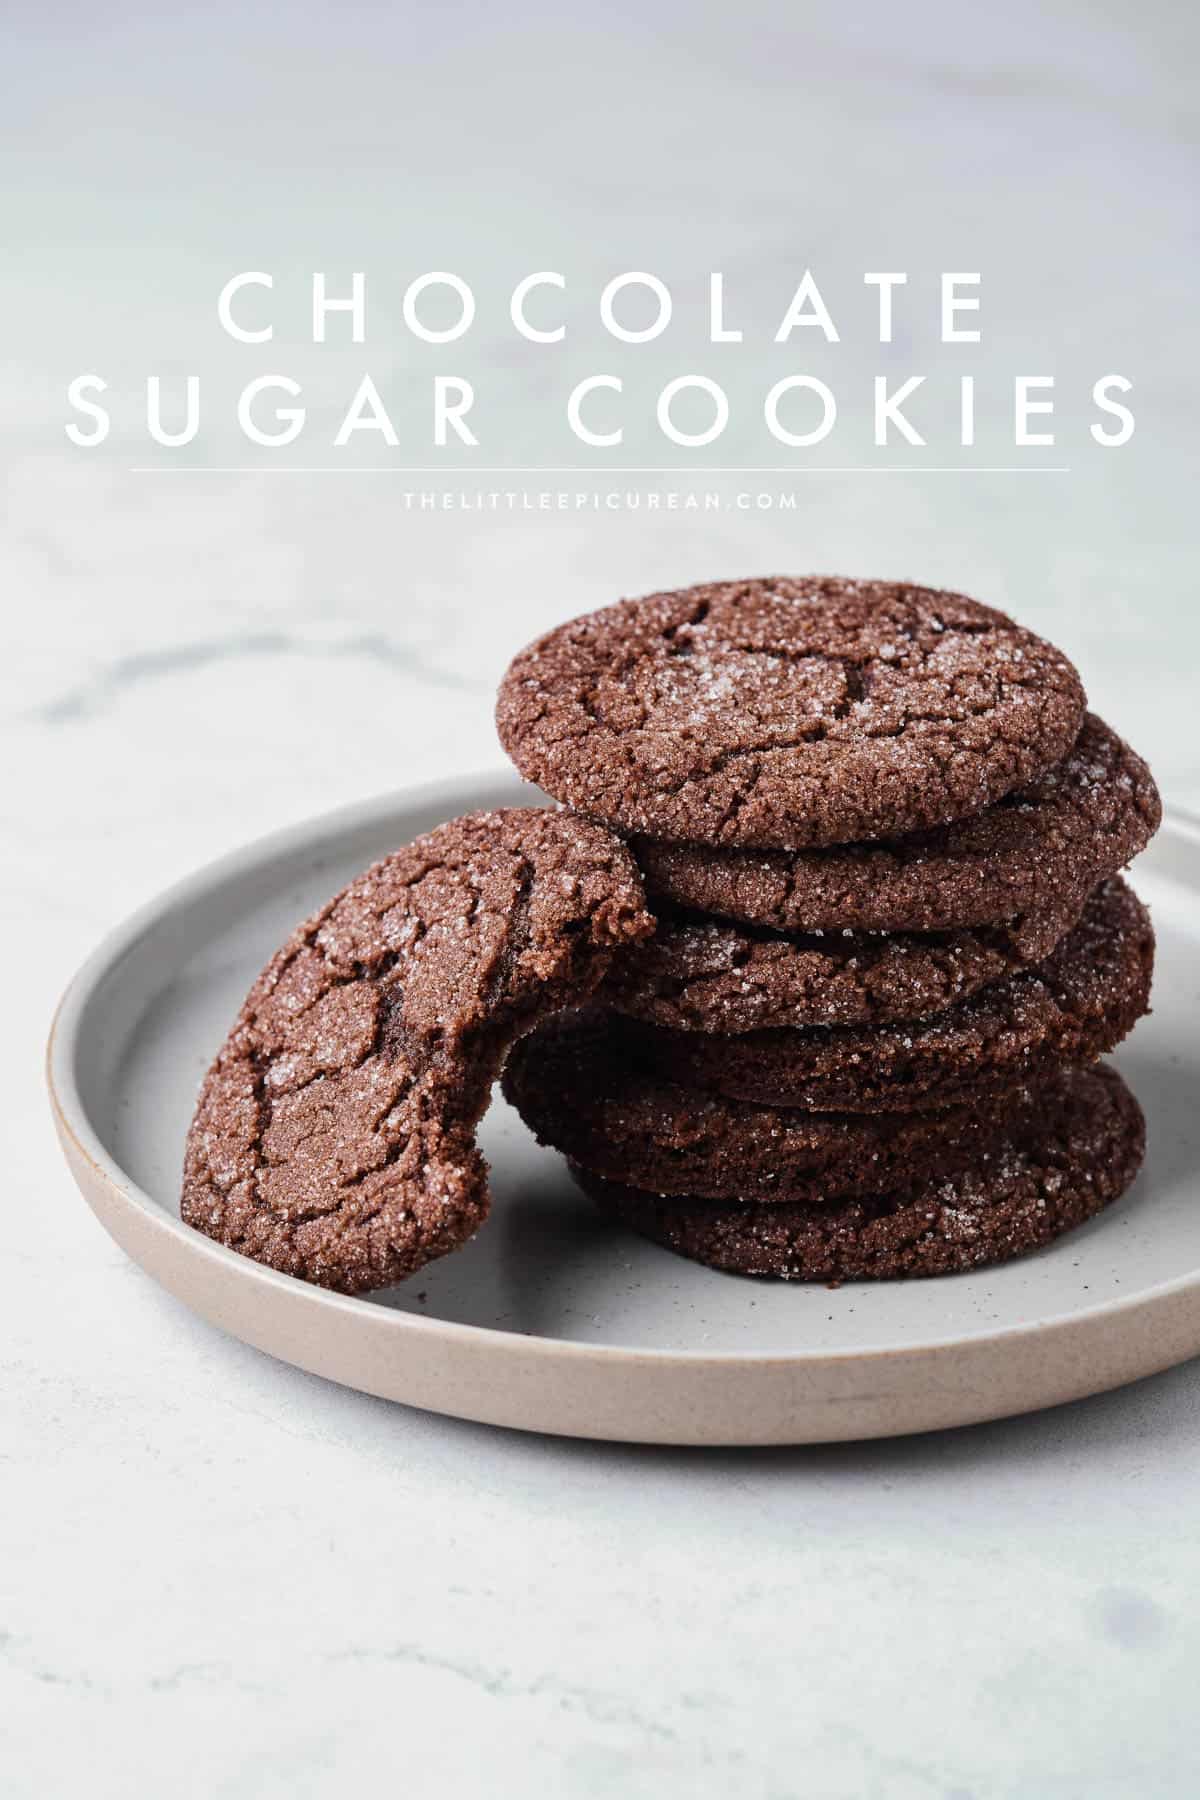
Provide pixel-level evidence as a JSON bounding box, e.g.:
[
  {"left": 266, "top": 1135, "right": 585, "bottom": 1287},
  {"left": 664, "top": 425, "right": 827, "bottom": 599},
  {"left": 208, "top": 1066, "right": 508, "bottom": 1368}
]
[{"left": 128, "top": 464, "right": 1073, "bottom": 475}]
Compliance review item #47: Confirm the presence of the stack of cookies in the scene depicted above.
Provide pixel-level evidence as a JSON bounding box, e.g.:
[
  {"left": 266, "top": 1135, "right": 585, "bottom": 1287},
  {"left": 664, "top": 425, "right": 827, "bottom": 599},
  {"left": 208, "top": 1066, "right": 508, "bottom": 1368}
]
[{"left": 496, "top": 576, "right": 1160, "bottom": 1282}]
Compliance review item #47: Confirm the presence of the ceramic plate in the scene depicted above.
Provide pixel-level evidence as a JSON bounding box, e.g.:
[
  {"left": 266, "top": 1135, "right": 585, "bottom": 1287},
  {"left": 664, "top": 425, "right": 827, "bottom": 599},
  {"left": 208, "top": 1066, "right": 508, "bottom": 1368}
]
[{"left": 47, "top": 774, "right": 1200, "bottom": 1445}]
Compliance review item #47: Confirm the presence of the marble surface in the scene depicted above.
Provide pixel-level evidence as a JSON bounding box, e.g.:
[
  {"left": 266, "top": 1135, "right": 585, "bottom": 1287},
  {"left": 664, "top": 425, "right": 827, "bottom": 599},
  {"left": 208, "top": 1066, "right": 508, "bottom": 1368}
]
[{"left": 6, "top": 2, "right": 1200, "bottom": 1795}]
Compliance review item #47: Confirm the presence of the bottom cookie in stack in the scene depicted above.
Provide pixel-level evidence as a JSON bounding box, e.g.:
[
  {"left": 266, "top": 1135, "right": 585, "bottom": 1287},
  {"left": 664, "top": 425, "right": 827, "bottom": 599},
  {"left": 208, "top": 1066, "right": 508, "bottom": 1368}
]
[
  {"left": 571, "top": 1060, "right": 1144, "bottom": 1280},
  {"left": 502, "top": 1014, "right": 1146, "bottom": 1281}
]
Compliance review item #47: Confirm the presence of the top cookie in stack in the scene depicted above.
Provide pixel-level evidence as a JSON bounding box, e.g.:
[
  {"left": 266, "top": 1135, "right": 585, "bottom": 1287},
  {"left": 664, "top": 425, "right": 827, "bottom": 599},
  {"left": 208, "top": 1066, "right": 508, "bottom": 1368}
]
[
  {"left": 496, "top": 575, "right": 1089, "bottom": 850},
  {"left": 496, "top": 577, "right": 1160, "bottom": 1283}
]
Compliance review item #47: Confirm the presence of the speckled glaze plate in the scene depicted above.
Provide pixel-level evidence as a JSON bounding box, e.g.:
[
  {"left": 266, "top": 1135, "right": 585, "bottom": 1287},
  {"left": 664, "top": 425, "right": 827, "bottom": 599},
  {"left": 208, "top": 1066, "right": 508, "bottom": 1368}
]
[{"left": 47, "top": 774, "right": 1200, "bottom": 1445}]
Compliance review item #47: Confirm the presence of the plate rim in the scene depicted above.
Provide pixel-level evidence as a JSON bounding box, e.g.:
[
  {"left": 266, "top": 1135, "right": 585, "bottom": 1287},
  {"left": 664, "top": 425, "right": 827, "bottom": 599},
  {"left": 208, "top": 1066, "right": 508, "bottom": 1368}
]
[{"left": 45, "top": 774, "right": 1200, "bottom": 1377}]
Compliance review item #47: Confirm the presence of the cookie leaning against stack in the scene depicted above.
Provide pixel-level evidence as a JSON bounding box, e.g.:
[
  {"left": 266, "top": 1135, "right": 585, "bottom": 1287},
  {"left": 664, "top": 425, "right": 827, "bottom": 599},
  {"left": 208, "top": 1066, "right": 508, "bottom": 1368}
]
[
  {"left": 497, "top": 576, "right": 1161, "bottom": 1282},
  {"left": 181, "top": 810, "right": 654, "bottom": 1293}
]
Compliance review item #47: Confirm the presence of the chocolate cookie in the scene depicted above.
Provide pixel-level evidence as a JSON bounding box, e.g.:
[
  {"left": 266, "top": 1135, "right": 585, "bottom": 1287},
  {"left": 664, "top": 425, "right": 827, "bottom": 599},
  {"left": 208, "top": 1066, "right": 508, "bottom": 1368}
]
[
  {"left": 620, "top": 877, "right": 1153, "bottom": 1111},
  {"left": 181, "top": 809, "right": 653, "bottom": 1293},
  {"left": 634, "top": 714, "right": 1159, "bottom": 943},
  {"left": 496, "top": 576, "right": 1087, "bottom": 849},
  {"left": 577, "top": 1064, "right": 1145, "bottom": 1281},
  {"left": 504, "top": 1011, "right": 1027, "bottom": 1203},
  {"left": 597, "top": 906, "right": 1075, "bottom": 1034}
]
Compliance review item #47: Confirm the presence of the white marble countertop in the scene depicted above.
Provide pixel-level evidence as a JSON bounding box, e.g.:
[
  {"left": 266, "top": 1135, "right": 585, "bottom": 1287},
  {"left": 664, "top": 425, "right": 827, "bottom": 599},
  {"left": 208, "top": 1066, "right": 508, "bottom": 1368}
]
[{"left": 6, "top": 3, "right": 1200, "bottom": 1795}]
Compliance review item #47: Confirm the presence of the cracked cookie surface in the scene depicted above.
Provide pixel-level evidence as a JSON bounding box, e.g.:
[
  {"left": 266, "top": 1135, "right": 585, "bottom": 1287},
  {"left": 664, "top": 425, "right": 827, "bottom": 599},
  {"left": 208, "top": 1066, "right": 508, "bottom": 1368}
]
[
  {"left": 621, "top": 877, "right": 1153, "bottom": 1112},
  {"left": 181, "top": 808, "right": 653, "bottom": 1293},
  {"left": 635, "top": 713, "right": 1160, "bottom": 938},
  {"left": 597, "top": 904, "right": 1075, "bottom": 1034},
  {"left": 496, "top": 576, "right": 1087, "bottom": 848},
  {"left": 578, "top": 1064, "right": 1145, "bottom": 1280}
]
